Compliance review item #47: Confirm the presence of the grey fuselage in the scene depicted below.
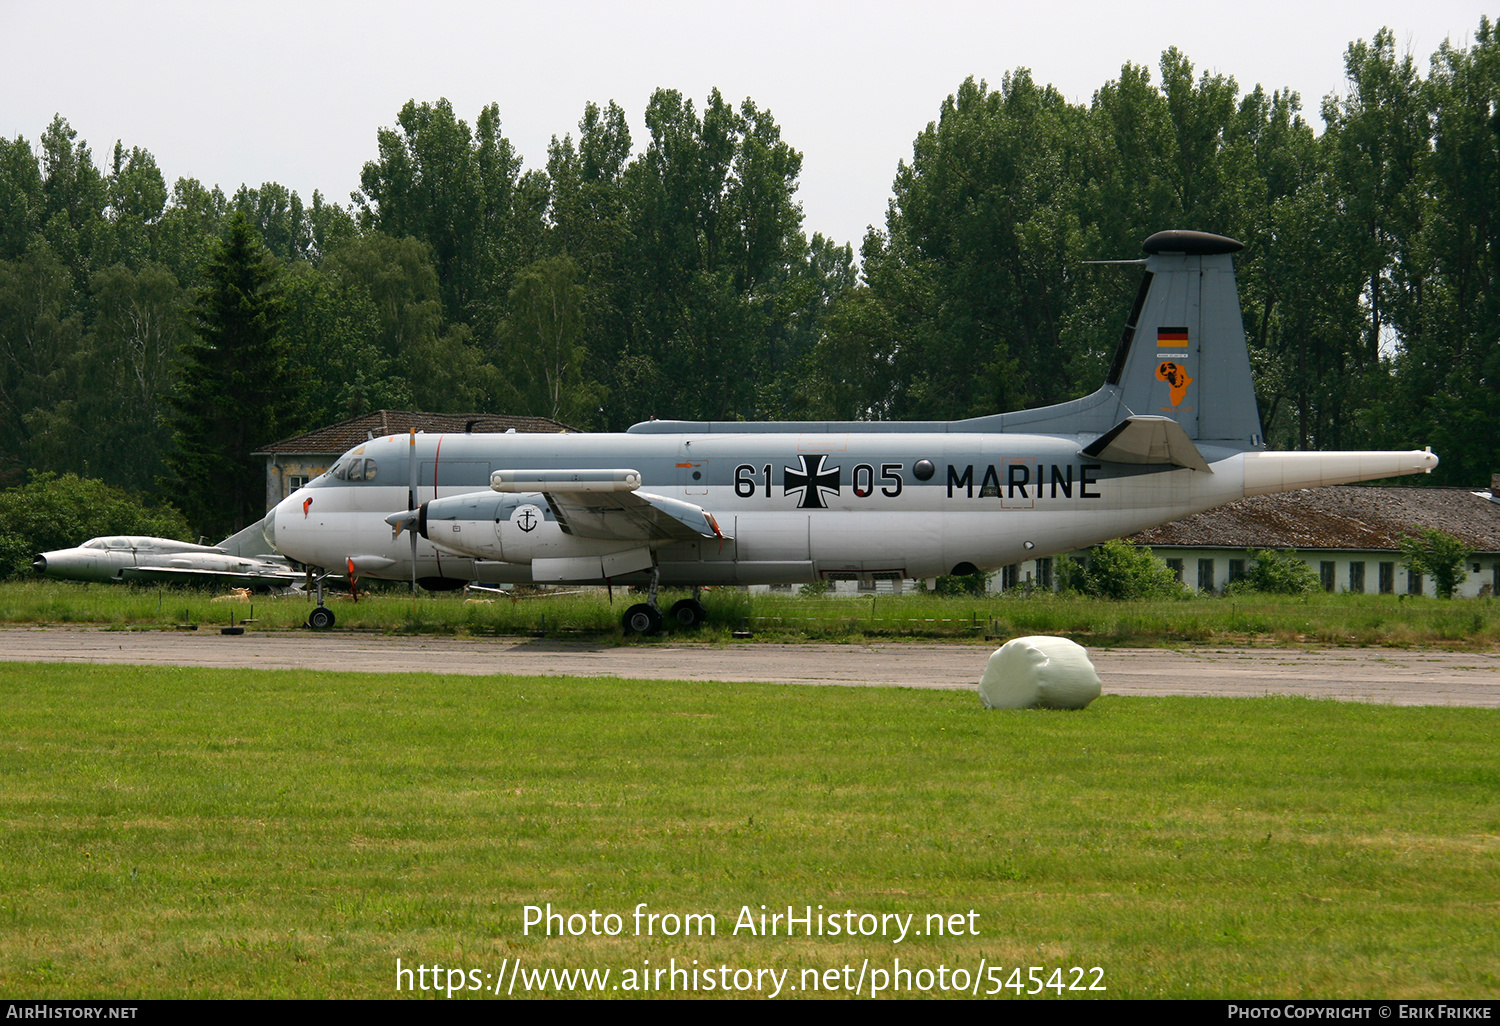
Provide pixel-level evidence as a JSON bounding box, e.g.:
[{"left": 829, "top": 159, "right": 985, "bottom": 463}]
[{"left": 268, "top": 427, "right": 1254, "bottom": 587}]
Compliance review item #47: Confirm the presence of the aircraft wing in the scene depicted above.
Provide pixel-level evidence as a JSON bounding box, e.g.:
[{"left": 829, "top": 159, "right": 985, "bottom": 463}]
[
  {"left": 119, "top": 565, "right": 303, "bottom": 585},
  {"left": 1082, "top": 416, "right": 1212, "bottom": 473},
  {"left": 544, "top": 489, "right": 727, "bottom": 543},
  {"left": 490, "top": 468, "right": 729, "bottom": 543}
]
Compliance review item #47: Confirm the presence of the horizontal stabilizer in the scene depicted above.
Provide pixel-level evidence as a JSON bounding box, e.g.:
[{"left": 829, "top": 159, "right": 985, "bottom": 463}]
[{"left": 1082, "top": 417, "right": 1211, "bottom": 472}]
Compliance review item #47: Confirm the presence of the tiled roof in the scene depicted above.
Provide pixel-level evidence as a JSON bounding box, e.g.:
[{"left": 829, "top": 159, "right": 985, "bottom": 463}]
[
  {"left": 255, "top": 410, "right": 576, "bottom": 455},
  {"left": 1130, "top": 486, "right": 1500, "bottom": 553}
]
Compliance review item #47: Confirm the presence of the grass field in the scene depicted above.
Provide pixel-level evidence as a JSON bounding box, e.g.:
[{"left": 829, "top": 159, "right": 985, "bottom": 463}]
[
  {"left": 5, "top": 579, "right": 1500, "bottom": 648},
  {"left": 1, "top": 661, "right": 1495, "bottom": 999}
]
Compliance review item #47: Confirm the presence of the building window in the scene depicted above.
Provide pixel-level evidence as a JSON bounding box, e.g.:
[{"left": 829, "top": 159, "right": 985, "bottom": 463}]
[
  {"left": 1036, "top": 557, "right": 1053, "bottom": 591},
  {"left": 1320, "top": 561, "right": 1336, "bottom": 593},
  {"left": 1165, "top": 558, "right": 1184, "bottom": 583},
  {"left": 1379, "top": 562, "right": 1395, "bottom": 594},
  {"left": 1197, "top": 558, "right": 1215, "bottom": 593},
  {"left": 1493, "top": 562, "right": 1499, "bottom": 595},
  {"left": 1228, "top": 559, "right": 1245, "bottom": 584},
  {"left": 1407, "top": 569, "right": 1423, "bottom": 596},
  {"left": 769, "top": 583, "right": 792, "bottom": 593},
  {"left": 1349, "top": 561, "right": 1365, "bottom": 594},
  {"left": 1001, "top": 564, "right": 1018, "bottom": 590},
  {"left": 856, "top": 578, "right": 877, "bottom": 592}
]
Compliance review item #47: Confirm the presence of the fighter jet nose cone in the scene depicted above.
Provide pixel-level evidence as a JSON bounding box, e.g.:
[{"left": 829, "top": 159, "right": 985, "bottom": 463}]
[{"left": 32, "top": 554, "right": 46, "bottom": 574}]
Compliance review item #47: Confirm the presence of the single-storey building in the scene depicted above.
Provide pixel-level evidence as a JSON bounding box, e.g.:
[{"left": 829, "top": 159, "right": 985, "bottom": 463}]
[
  {"left": 253, "top": 410, "right": 574, "bottom": 512},
  {"left": 1098, "top": 485, "right": 1500, "bottom": 597},
  {"left": 803, "top": 484, "right": 1500, "bottom": 598}
]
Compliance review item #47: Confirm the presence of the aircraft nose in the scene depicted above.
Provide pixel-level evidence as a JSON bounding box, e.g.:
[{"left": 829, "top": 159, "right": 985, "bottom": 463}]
[{"left": 32, "top": 554, "right": 46, "bottom": 574}]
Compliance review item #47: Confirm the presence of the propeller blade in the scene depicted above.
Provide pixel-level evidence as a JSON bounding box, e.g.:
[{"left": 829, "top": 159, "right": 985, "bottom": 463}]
[{"left": 408, "top": 428, "right": 419, "bottom": 594}]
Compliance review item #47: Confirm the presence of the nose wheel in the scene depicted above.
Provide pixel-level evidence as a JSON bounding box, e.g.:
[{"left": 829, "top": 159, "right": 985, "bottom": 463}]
[{"left": 306, "top": 569, "right": 337, "bottom": 629}]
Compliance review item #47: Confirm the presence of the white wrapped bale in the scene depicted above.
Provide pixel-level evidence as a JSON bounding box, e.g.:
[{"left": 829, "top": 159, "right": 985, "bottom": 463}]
[{"left": 978, "top": 636, "right": 1102, "bottom": 710}]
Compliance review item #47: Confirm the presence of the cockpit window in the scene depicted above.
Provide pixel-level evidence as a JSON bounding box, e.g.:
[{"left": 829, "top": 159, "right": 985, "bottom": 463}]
[
  {"left": 83, "top": 539, "right": 104, "bottom": 549},
  {"left": 328, "top": 456, "right": 377, "bottom": 482}
]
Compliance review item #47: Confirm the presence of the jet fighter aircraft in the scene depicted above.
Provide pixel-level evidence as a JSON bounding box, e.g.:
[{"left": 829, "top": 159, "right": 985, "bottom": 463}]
[
  {"left": 265, "top": 231, "right": 1437, "bottom": 633},
  {"left": 35, "top": 518, "right": 302, "bottom": 589}
]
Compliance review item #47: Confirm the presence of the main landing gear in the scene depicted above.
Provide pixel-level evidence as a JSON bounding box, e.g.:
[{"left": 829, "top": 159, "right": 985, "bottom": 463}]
[{"left": 620, "top": 575, "right": 707, "bottom": 636}]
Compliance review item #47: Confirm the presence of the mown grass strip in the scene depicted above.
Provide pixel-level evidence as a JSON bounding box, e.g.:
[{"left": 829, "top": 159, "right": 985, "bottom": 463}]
[
  {"left": 1, "top": 662, "right": 1495, "bottom": 998},
  {"left": 4, "top": 580, "right": 1500, "bottom": 649}
]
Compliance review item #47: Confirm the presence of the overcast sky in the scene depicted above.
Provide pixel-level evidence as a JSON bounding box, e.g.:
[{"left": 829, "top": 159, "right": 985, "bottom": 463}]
[{"left": 2, "top": 1, "right": 1492, "bottom": 250}]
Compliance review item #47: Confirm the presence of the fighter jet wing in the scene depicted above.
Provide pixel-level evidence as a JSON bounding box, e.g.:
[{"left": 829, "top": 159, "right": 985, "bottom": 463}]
[{"left": 119, "top": 565, "right": 303, "bottom": 585}]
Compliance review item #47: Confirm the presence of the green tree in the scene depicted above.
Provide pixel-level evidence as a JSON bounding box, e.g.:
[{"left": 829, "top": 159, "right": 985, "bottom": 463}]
[
  {"left": 0, "top": 134, "right": 43, "bottom": 260},
  {"left": 0, "top": 242, "right": 87, "bottom": 488},
  {"left": 154, "top": 177, "right": 228, "bottom": 285},
  {"left": 1058, "top": 538, "right": 1184, "bottom": 599},
  {"left": 357, "top": 99, "right": 547, "bottom": 332},
  {"left": 163, "top": 213, "right": 295, "bottom": 538},
  {"left": 605, "top": 89, "right": 809, "bottom": 426},
  {"left": 1399, "top": 528, "right": 1471, "bottom": 598},
  {"left": 105, "top": 142, "right": 168, "bottom": 269},
  {"left": 27, "top": 261, "right": 187, "bottom": 492},
  {"left": 1383, "top": 19, "right": 1500, "bottom": 484},
  {"left": 37, "top": 116, "right": 109, "bottom": 287},
  {"left": 1223, "top": 549, "right": 1321, "bottom": 595},
  {"left": 315, "top": 232, "right": 489, "bottom": 413},
  {"left": 496, "top": 254, "right": 603, "bottom": 425}
]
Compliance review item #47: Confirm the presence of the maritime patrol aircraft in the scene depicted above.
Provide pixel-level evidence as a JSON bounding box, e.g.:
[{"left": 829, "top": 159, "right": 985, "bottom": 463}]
[{"left": 265, "top": 231, "right": 1437, "bottom": 634}]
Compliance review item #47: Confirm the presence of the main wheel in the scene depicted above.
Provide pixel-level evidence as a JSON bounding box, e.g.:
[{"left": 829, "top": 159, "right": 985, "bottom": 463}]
[
  {"left": 308, "top": 606, "right": 336, "bottom": 630},
  {"left": 668, "top": 598, "right": 708, "bottom": 628},
  {"left": 622, "top": 603, "right": 663, "bottom": 636}
]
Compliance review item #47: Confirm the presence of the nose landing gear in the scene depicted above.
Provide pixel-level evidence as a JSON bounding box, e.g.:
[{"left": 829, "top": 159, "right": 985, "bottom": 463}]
[{"left": 306, "top": 568, "right": 337, "bottom": 629}]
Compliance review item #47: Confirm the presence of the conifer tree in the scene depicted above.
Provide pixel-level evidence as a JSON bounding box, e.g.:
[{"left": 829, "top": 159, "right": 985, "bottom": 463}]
[{"left": 163, "top": 212, "right": 292, "bottom": 538}]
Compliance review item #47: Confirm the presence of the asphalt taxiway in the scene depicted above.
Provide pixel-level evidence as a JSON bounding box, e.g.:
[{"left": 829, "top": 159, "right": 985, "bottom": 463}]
[{"left": 2, "top": 627, "right": 1498, "bottom": 706}]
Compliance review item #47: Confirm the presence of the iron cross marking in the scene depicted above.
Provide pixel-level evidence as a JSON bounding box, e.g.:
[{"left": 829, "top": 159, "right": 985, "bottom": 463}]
[{"left": 784, "top": 454, "right": 841, "bottom": 510}]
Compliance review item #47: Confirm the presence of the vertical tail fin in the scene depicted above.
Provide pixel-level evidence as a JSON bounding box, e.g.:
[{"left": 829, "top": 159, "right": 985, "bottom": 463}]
[
  {"left": 1106, "top": 230, "right": 1264, "bottom": 447},
  {"left": 979, "top": 230, "right": 1265, "bottom": 449}
]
